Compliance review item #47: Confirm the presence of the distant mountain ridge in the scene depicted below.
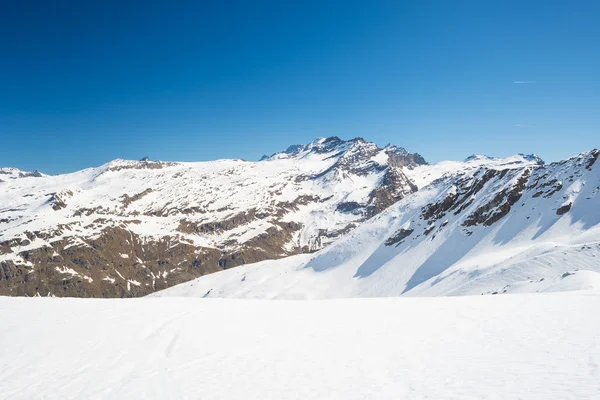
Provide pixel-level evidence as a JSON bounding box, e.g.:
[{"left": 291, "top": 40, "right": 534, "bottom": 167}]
[
  {"left": 261, "top": 136, "right": 427, "bottom": 168},
  {"left": 0, "top": 167, "right": 45, "bottom": 182},
  {"left": 464, "top": 153, "right": 544, "bottom": 165}
]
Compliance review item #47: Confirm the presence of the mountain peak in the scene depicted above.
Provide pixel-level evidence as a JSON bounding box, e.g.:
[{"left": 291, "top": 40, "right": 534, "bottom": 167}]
[
  {"left": 464, "top": 153, "right": 545, "bottom": 166},
  {"left": 0, "top": 167, "right": 45, "bottom": 181},
  {"left": 261, "top": 136, "right": 427, "bottom": 167},
  {"left": 464, "top": 154, "right": 494, "bottom": 162},
  {"left": 384, "top": 144, "right": 409, "bottom": 155},
  {"left": 517, "top": 153, "right": 544, "bottom": 165}
]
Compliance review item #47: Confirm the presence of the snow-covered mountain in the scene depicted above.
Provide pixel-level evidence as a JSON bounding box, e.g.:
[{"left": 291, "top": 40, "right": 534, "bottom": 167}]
[
  {"left": 3, "top": 137, "right": 599, "bottom": 299},
  {"left": 0, "top": 137, "right": 425, "bottom": 297},
  {"left": 155, "top": 148, "right": 600, "bottom": 299},
  {"left": 0, "top": 167, "right": 45, "bottom": 182}
]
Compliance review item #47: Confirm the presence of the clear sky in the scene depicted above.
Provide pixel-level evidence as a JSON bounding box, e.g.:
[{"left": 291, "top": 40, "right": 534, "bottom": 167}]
[{"left": 2, "top": 0, "right": 599, "bottom": 174}]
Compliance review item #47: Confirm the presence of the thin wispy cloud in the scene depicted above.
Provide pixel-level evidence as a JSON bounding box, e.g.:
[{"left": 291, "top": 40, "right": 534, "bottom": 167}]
[
  {"left": 515, "top": 124, "right": 530, "bottom": 128},
  {"left": 513, "top": 81, "right": 536, "bottom": 84}
]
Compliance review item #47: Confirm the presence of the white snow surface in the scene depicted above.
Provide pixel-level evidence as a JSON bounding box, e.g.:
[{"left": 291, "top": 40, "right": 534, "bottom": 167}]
[
  {"left": 1, "top": 293, "right": 599, "bottom": 399},
  {"left": 156, "top": 150, "right": 600, "bottom": 299}
]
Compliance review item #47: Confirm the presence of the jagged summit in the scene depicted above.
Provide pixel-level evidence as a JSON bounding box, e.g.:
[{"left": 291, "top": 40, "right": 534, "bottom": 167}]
[
  {"left": 0, "top": 167, "right": 45, "bottom": 182},
  {"left": 464, "top": 154, "right": 494, "bottom": 162},
  {"left": 518, "top": 153, "right": 544, "bottom": 165},
  {"left": 100, "top": 158, "right": 179, "bottom": 174},
  {"left": 384, "top": 144, "right": 410, "bottom": 155},
  {"left": 260, "top": 136, "right": 341, "bottom": 160},
  {"left": 261, "top": 136, "right": 428, "bottom": 168},
  {"left": 463, "top": 153, "right": 544, "bottom": 166}
]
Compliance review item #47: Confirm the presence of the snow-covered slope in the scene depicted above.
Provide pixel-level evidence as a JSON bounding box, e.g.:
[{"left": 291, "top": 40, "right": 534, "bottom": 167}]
[
  {"left": 2, "top": 293, "right": 599, "bottom": 399},
  {"left": 156, "top": 149, "right": 600, "bottom": 299},
  {"left": 0, "top": 137, "right": 424, "bottom": 297}
]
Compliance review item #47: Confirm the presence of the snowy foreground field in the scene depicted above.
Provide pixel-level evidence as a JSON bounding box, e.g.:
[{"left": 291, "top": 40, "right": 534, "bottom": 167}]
[{"left": 2, "top": 294, "right": 600, "bottom": 399}]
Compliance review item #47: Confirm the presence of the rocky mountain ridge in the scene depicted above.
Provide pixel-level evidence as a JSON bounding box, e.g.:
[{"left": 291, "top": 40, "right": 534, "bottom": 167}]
[
  {"left": 155, "top": 149, "right": 600, "bottom": 299},
  {"left": 0, "top": 167, "right": 45, "bottom": 182},
  {"left": 1, "top": 137, "right": 424, "bottom": 297},
  {"left": 4, "top": 138, "right": 596, "bottom": 299}
]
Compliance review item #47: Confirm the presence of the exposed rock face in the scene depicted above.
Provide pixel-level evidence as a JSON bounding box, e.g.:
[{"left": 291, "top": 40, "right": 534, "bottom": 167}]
[
  {"left": 50, "top": 190, "right": 74, "bottom": 211},
  {"left": 0, "top": 137, "right": 425, "bottom": 297},
  {"left": 415, "top": 149, "right": 598, "bottom": 237},
  {"left": 586, "top": 149, "right": 599, "bottom": 170},
  {"left": 384, "top": 228, "right": 414, "bottom": 246},
  {"left": 463, "top": 169, "right": 530, "bottom": 227},
  {"left": 367, "top": 167, "right": 418, "bottom": 217},
  {"left": 556, "top": 203, "right": 572, "bottom": 215},
  {"left": 0, "top": 228, "right": 222, "bottom": 297},
  {"left": 385, "top": 145, "right": 428, "bottom": 168}
]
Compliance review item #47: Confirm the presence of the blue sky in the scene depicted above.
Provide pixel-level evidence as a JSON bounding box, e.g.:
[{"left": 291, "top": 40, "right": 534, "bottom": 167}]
[{"left": 1, "top": 0, "right": 599, "bottom": 174}]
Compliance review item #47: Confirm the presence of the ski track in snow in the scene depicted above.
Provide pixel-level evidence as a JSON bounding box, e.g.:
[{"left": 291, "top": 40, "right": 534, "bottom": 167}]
[{"left": 1, "top": 294, "right": 599, "bottom": 400}]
